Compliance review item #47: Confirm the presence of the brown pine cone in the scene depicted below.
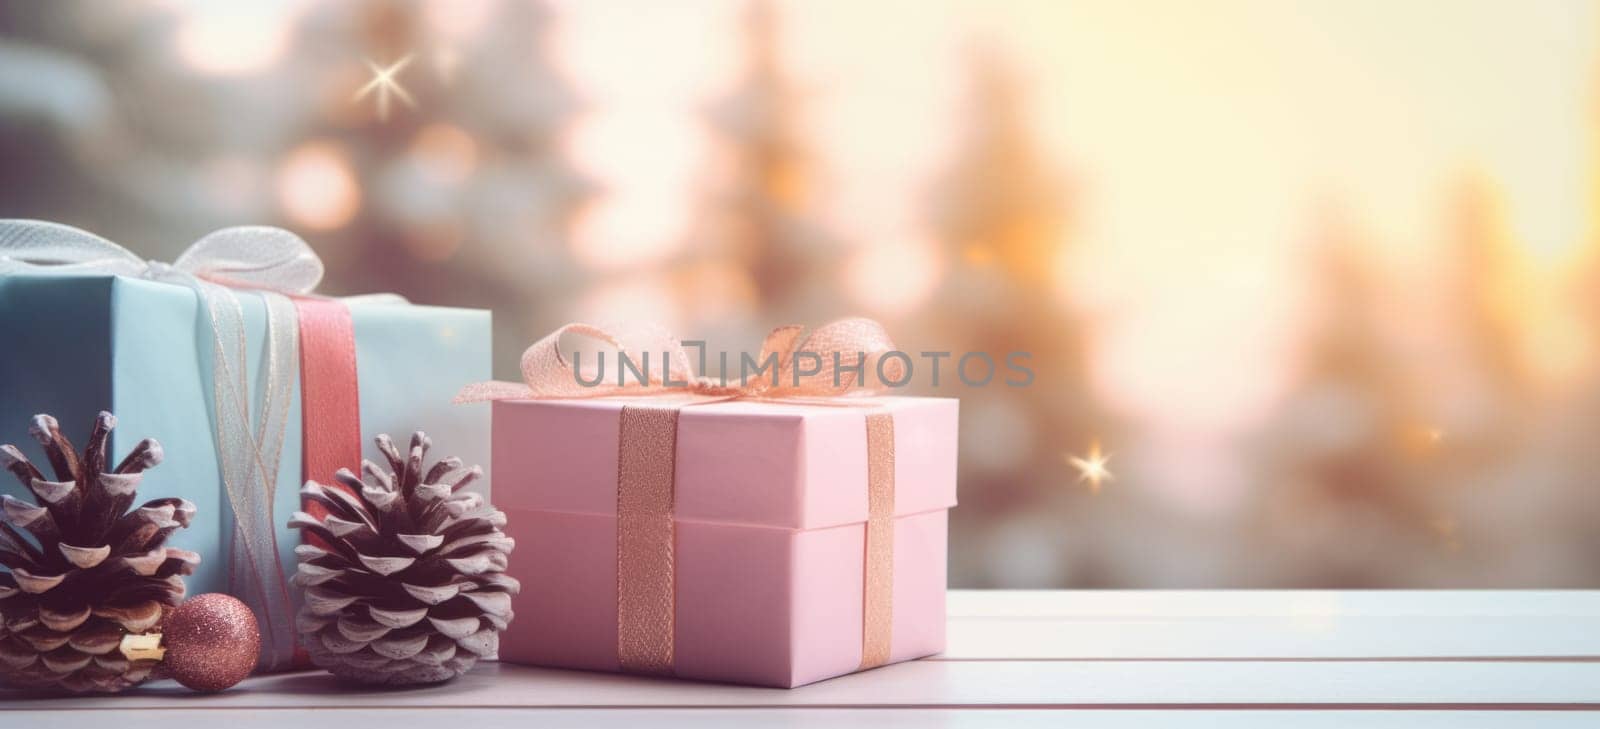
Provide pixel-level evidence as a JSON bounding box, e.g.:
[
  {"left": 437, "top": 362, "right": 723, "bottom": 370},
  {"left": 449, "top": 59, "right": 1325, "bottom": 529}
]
[
  {"left": 0, "top": 412, "right": 198, "bottom": 693},
  {"left": 290, "top": 432, "right": 518, "bottom": 685}
]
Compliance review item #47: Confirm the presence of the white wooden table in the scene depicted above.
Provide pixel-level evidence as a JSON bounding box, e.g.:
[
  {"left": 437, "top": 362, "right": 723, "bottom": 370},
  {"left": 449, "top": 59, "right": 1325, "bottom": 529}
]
[{"left": 6, "top": 591, "right": 1600, "bottom": 727}]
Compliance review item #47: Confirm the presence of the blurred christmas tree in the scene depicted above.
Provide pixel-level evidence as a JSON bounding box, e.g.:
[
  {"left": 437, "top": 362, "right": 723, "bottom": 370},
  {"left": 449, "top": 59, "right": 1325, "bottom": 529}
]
[
  {"left": 313, "top": 1, "right": 588, "bottom": 377},
  {"left": 1439, "top": 176, "right": 1533, "bottom": 440},
  {"left": 1446, "top": 176, "right": 1593, "bottom": 585},
  {"left": 0, "top": 1, "right": 306, "bottom": 247},
  {"left": 923, "top": 50, "right": 1112, "bottom": 586},
  {"left": 1248, "top": 206, "right": 1443, "bottom": 587},
  {"left": 0, "top": 1, "right": 589, "bottom": 380},
  {"left": 687, "top": 0, "right": 848, "bottom": 345},
  {"left": 1562, "top": 67, "right": 1600, "bottom": 579}
]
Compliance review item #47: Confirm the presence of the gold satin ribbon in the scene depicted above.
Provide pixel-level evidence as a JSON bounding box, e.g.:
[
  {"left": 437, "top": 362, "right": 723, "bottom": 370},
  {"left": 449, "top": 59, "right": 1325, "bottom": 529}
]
[
  {"left": 455, "top": 318, "right": 906, "bottom": 675},
  {"left": 859, "top": 411, "right": 896, "bottom": 670},
  {"left": 615, "top": 404, "right": 680, "bottom": 675},
  {"left": 611, "top": 404, "right": 896, "bottom": 676}
]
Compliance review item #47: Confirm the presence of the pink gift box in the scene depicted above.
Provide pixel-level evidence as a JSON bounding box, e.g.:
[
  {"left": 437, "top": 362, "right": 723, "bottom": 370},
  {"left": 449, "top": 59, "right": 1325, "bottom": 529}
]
[{"left": 493, "top": 395, "right": 958, "bottom": 687}]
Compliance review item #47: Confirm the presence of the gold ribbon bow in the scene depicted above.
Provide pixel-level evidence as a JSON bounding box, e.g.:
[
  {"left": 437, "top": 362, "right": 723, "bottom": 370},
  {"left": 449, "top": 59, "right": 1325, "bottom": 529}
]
[{"left": 454, "top": 317, "right": 904, "bottom": 402}]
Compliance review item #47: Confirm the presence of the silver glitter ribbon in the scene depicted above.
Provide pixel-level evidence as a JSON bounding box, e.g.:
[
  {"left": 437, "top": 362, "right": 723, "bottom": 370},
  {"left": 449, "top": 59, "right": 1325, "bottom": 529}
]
[{"left": 0, "top": 219, "right": 322, "bottom": 670}]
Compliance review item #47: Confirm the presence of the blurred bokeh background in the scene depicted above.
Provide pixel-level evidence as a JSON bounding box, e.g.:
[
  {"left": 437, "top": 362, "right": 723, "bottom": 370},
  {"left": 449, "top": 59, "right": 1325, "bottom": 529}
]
[{"left": 3, "top": 0, "right": 1598, "bottom": 587}]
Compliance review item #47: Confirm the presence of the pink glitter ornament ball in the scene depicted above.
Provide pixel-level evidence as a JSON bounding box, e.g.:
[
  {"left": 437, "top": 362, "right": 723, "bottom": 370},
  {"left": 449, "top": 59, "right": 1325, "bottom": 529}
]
[{"left": 162, "top": 593, "right": 262, "bottom": 692}]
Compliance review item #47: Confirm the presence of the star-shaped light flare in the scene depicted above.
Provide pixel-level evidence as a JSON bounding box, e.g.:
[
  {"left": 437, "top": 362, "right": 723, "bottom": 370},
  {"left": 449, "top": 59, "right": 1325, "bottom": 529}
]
[
  {"left": 1067, "top": 440, "right": 1113, "bottom": 494},
  {"left": 355, "top": 54, "right": 417, "bottom": 121}
]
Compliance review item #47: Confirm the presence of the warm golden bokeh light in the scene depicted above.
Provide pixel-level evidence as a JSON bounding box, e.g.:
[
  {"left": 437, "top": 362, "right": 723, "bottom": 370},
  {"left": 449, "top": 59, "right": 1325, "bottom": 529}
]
[
  {"left": 172, "top": 1, "right": 295, "bottom": 75},
  {"left": 576, "top": 274, "right": 683, "bottom": 330},
  {"left": 846, "top": 238, "right": 943, "bottom": 317},
  {"left": 676, "top": 261, "right": 759, "bottom": 323},
  {"left": 423, "top": 0, "right": 498, "bottom": 40},
  {"left": 276, "top": 141, "right": 360, "bottom": 231},
  {"left": 410, "top": 124, "right": 480, "bottom": 186},
  {"left": 566, "top": 116, "right": 704, "bottom": 270},
  {"left": 399, "top": 220, "right": 467, "bottom": 263},
  {"left": 557, "top": 0, "right": 739, "bottom": 271}
]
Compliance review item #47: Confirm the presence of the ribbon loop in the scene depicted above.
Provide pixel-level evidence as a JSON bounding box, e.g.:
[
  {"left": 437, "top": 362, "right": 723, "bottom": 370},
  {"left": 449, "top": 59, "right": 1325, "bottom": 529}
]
[
  {"left": 772, "top": 317, "right": 901, "bottom": 397},
  {"left": 519, "top": 323, "right": 626, "bottom": 399},
  {"left": 0, "top": 219, "right": 147, "bottom": 276},
  {"left": 173, "top": 226, "right": 324, "bottom": 293}
]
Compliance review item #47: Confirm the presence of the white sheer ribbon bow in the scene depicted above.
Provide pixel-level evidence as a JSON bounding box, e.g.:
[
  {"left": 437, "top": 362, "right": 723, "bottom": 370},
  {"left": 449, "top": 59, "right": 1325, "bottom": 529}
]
[{"left": 0, "top": 219, "right": 321, "bottom": 670}]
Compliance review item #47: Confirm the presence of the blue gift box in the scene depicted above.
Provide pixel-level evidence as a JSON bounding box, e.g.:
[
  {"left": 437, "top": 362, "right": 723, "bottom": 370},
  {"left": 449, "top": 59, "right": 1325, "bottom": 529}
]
[{"left": 0, "top": 274, "right": 491, "bottom": 629}]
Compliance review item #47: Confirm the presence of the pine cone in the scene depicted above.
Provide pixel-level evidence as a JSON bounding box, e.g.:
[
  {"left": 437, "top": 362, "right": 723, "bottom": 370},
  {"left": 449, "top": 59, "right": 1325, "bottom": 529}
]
[
  {"left": 290, "top": 432, "right": 518, "bottom": 685},
  {"left": 0, "top": 412, "right": 198, "bottom": 693}
]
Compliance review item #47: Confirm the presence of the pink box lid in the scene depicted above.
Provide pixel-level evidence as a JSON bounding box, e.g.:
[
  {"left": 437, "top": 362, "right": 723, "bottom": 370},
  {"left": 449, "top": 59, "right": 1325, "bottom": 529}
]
[{"left": 493, "top": 396, "right": 957, "bottom": 530}]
